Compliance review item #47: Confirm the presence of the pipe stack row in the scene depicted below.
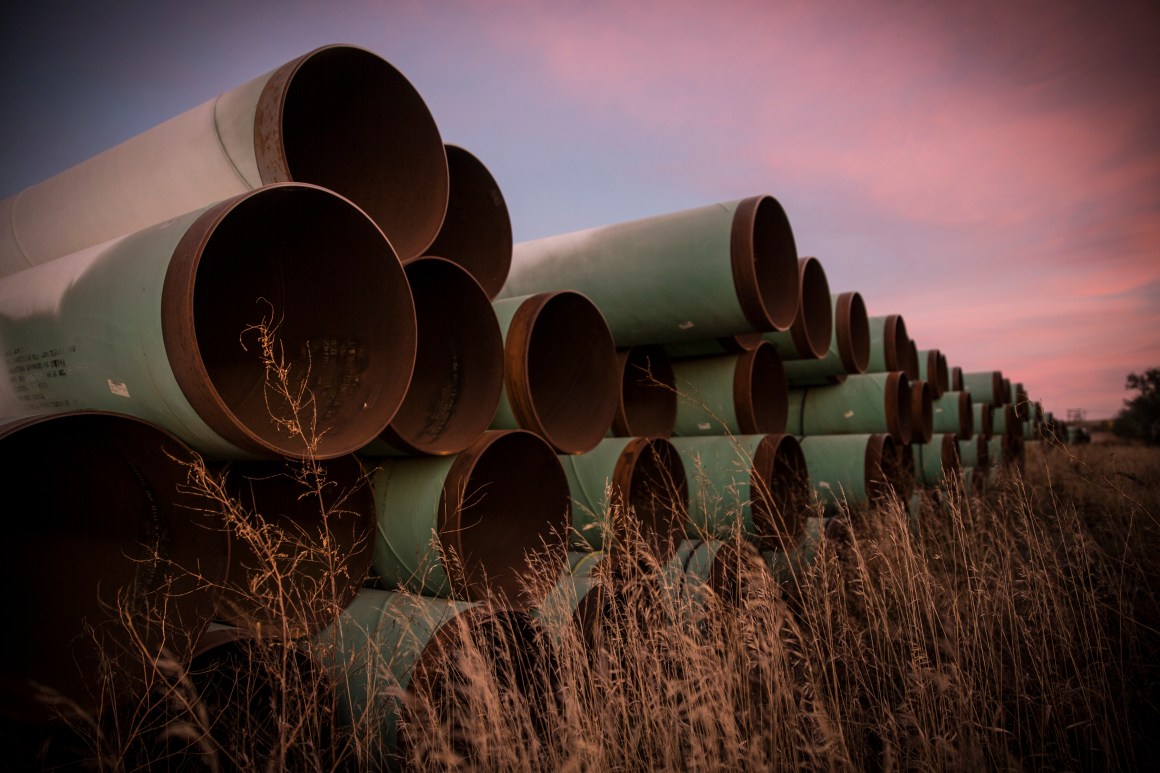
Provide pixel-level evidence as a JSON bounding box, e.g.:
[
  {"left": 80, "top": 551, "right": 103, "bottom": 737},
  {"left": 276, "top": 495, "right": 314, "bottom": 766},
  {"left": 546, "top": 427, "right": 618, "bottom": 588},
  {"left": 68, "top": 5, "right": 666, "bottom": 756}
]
[{"left": 0, "top": 42, "right": 1069, "bottom": 763}]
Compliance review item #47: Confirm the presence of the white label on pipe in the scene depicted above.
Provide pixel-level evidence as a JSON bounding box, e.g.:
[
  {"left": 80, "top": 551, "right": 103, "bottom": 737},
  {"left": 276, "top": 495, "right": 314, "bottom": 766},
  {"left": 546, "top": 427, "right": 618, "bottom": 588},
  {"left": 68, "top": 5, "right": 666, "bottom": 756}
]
[
  {"left": 697, "top": 422, "right": 711, "bottom": 430},
  {"left": 108, "top": 379, "right": 130, "bottom": 398},
  {"left": 679, "top": 321, "right": 695, "bottom": 330},
  {"left": 843, "top": 410, "right": 855, "bottom": 418}
]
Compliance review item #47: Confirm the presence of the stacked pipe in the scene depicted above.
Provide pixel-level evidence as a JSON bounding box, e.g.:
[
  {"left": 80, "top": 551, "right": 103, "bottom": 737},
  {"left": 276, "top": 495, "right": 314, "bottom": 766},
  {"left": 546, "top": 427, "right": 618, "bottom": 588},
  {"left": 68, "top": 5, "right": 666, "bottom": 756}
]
[{"left": 0, "top": 40, "right": 1070, "bottom": 763}]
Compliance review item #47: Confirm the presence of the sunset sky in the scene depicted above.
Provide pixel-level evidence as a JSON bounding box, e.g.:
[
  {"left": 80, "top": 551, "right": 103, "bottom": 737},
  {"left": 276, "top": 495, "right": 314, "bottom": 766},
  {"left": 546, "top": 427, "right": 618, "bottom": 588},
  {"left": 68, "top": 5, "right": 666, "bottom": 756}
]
[{"left": 1, "top": 0, "right": 1156, "bottom": 419}]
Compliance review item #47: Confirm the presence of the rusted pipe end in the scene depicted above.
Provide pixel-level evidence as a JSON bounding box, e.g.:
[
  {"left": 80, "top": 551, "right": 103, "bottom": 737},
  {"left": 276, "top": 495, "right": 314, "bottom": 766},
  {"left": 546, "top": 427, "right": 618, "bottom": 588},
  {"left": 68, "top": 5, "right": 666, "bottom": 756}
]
[
  {"left": 1013, "top": 382, "right": 1029, "bottom": 420},
  {"left": 750, "top": 434, "right": 810, "bottom": 552},
  {"left": 610, "top": 438, "right": 688, "bottom": 562},
  {"left": 951, "top": 366, "right": 964, "bottom": 392},
  {"left": 978, "top": 402, "right": 994, "bottom": 440},
  {"left": 975, "top": 437, "right": 991, "bottom": 470},
  {"left": 1001, "top": 404, "right": 1020, "bottom": 439},
  {"left": 864, "top": 433, "right": 909, "bottom": 506},
  {"left": 938, "top": 433, "right": 961, "bottom": 479},
  {"left": 256, "top": 44, "right": 449, "bottom": 261},
  {"left": 378, "top": 257, "right": 503, "bottom": 455},
  {"left": 937, "top": 353, "right": 950, "bottom": 396},
  {"left": 214, "top": 454, "right": 375, "bottom": 636},
  {"left": 1000, "top": 377, "right": 1011, "bottom": 405},
  {"left": 730, "top": 196, "right": 799, "bottom": 333},
  {"left": 401, "top": 607, "right": 557, "bottom": 763},
  {"left": 423, "top": 145, "right": 513, "bottom": 299},
  {"left": 733, "top": 342, "right": 788, "bottom": 434},
  {"left": 163, "top": 183, "right": 417, "bottom": 460},
  {"left": 884, "top": 371, "right": 913, "bottom": 446},
  {"left": 0, "top": 412, "right": 227, "bottom": 722},
  {"left": 788, "top": 257, "right": 833, "bottom": 359},
  {"left": 611, "top": 346, "right": 677, "bottom": 438},
  {"left": 836, "top": 291, "right": 871, "bottom": 375},
  {"left": 439, "top": 430, "right": 571, "bottom": 609},
  {"left": 882, "top": 314, "right": 910, "bottom": 372},
  {"left": 707, "top": 539, "right": 770, "bottom": 606},
  {"left": 906, "top": 340, "right": 920, "bottom": 381},
  {"left": 504, "top": 292, "right": 620, "bottom": 454},
  {"left": 910, "top": 380, "right": 934, "bottom": 445},
  {"left": 992, "top": 372, "right": 1006, "bottom": 405},
  {"left": 957, "top": 391, "right": 975, "bottom": 440},
  {"left": 923, "top": 349, "right": 945, "bottom": 399}
]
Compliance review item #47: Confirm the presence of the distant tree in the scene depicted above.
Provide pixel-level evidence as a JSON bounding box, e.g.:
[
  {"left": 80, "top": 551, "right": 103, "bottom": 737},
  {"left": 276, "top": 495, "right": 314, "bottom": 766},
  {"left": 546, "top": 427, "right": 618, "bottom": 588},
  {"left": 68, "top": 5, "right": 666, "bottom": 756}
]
[{"left": 1113, "top": 368, "right": 1160, "bottom": 444}]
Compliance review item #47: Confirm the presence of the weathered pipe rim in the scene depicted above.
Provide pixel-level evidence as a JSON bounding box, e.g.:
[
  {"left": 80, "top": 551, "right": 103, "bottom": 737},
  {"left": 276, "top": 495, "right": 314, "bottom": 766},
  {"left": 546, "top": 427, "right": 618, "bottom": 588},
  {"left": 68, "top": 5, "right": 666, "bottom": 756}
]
[
  {"left": 255, "top": 43, "right": 449, "bottom": 261},
  {"left": 884, "top": 371, "right": 913, "bottom": 445},
  {"left": 977, "top": 401, "right": 994, "bottom": 440},
  {"left": 906, "top": 340, "right": 920, "bottom": 381},
  {"left": 610, "top": 437, "right": 688, "bottom": 562},
  {"left": 730, "top": 195, "right": 799, "bottom": 333},
  {"left": 951, "top": 366, "right": 964, "bottom": 392},
  {"left": 836, "top": 291, "right": 871, "bottom": 375},
  {"left": 910, "top": 380, "right": 934, "bottom": 445},
  {"left": 422, "top": 144, "right": 513, "bottom": 299},
  {"left": 733, "top": 341, "right": 788, "bottom": 435},
  {"left": 503, "top": 291, "right": 620, "bottom": 454},
  {"left": 611, "top": 345, "right": 677, "bottom": 438},
  {"left": 863, "top": 432, "right": 898, "bottom": 503},
  {"left": 750, "top": 433, "right": 809, "bottom": 551},
  {"left": 939, "top": 433, "right": 961, "bottom": 477},
  {"left": 163, "top": 182, "right": 416, "bottom": 460},
  {"left": 922, "top": 349, "right": 945, "bottom": 399},
  {"left": 881, "top": 314, "right": 910, "bottom": 373},
  {"left": 438, "top": 430, "right": 571, "bottom": 607},
  {"left": 791, "top": 257, "right": 833, "bottom": 360},
  {"left": 378, "top": 257, "right": 504, "bottom": 455},
  {"left": 957, "top": 391, "right": 975, "bottom": 440}
]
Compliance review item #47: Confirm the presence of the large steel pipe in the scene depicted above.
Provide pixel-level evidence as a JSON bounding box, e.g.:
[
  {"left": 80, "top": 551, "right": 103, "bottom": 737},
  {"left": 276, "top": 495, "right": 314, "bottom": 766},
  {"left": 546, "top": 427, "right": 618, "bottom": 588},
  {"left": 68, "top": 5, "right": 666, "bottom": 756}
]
[
  {"left": 962, "top": 370, "right": 1005, "bottom": 407},
  {"left": 0, "top": 183, "right": 417, "bottom": 460},
  {"left": 562, "top": 437, "right": 688, "bottom": 560},
  {"left": 951, "top": 366, "right": 964, "bottom": 392},
  {"left": 958, "top": 436, "right": 989, "bottom": 469},
  {"left": 992, "top": 403, "right": 1020, "bottom": 439},
  {"left": 760, "top": 256, "right": 833, "bottom": 361},
  {"left": 1010, "top": 381, "right": 1029, "bottom": 420},
  {"left": 799, "top": 433, "right": 910, "bottom": 513},
  {"left": 783, "top": 291, "right": 870, "bottom": 387},
  {"left": 914, "top": 433, "right": 961, "bottom": 487},
  {"left": 318, "top": 589, "right": 553, "bottom": 763},
  {"left": 368, "top": 257, "right": 503, "bottom": 455},
  {"left": 500, "top": 195, "right": 800, "bottom": 345},
  {"left": 491, "top": 292, "right": 619, "bottom": 454},
  {"left": 212, "top": 454, "right": 376, "bottom": 637},
  {"left": 0, "top": 412, "right": 227, "bottom": 722},
  {"left": 787, "top": 371, "right": 912, "bottom": 445},
  {"left": 671, "top": 434, "right": 810, "bottom": 552},
  {"left": 973, "top": 401, "right": 994, "bottom": 440},
  {"left": 423, "top": 145, "right": 512, "bottom": 299},
  {"left": 917, "top": 349, "right": 949, "bottom": 399},
  {"left": 679, "top": 538, "right": 771, "bottom": 607},
  {"left": 910, "top": 379, "right": 934, "bottom": 445},
  {"left": 609, "top": 346, "right": 677, "bottom": 438},
  {"left": 671, "top": 342, "right": 787, "bottom": 436},
  {"left": 371, "top": 430, "right": 570, "bottom": 609},
  {"left": 866, "top": 314, "right": 910, "bottom": 373},
  {"left": 931, "top": 390, "right": 974, "bottom": 439},
  {"left": 0, "top": 44, "right": 448, "bottom": 274}
]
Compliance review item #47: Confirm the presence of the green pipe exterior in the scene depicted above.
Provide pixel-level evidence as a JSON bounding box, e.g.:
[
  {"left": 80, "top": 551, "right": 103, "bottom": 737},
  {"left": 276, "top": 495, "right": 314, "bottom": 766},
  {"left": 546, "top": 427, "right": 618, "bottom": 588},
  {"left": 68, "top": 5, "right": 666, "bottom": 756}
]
[
  {"left": 991, "top": 404, "right": 1019, "bottom": 439},
  {"left": 917, "top": 349, "right": 949, "bottom": 399},
  {"left": 671, "top": 342, "right": 787, "bottom": 436},
  {"left": 962, "top": 370, "right": 1004, "bottom": 407},
  {"left": 0, "top": 44, "right": 448, "bottom": 275},
  {"left": 535, "top": 551, "right": 606, "bottom": 633},
  {"left": 758, "top": 256, "right": 833, "bottom": 361},
  {"left": 799, "top": 433, "right": 904, "bottom": 514},
  {"left": 424, "top": 144, "right": 512, "bottom": 300},
  {"left": 865, "top": 314, "right": 910, "bottom": 373},
  {"left": 958, "top": 436, "right": 990, "bottom": 469},
  {"left": 0, "top": 183, "right": 416, "bottom": 460},
  {"left": 661, "top": 335, "right": 760, "bottom": 360},
  {"left": 500, "top": 196, "right": 801, "bottom": 346},
  {"left": 370, "top": 430, "right": 571, "bottom": 609},
  {"left": 931, "top": 390, "right": 974, "bottom": 439},
  {"left": 560, "top": 436, "right": 688, "bottom": 559},
  {"left": 783, "top": 292, "right": 870, "bottom": 387},
  {"left": 490, "top": 291, "right": 620, "bottom": 454},
  {"left": 670, "top": 434, "right": 809, "bottom": 551},
  {"left": 0, "top": 411, "right": 228, "bottom": 722},
  {"left": 973, "top": 401, "right": 994, "bottom": 440},
  {"left": 787, "top": 371, "right": 912, "bottom": 444},
  {"left": 913, "top": 434, "right": 961, "bottom": 487}
]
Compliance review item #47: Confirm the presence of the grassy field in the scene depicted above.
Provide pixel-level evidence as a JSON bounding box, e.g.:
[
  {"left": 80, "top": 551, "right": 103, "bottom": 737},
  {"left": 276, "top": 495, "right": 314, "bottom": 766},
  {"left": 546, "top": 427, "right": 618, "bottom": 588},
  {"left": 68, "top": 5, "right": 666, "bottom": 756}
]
[{"left": 7, "top": 440, "right": 1159, "bottom": 771}]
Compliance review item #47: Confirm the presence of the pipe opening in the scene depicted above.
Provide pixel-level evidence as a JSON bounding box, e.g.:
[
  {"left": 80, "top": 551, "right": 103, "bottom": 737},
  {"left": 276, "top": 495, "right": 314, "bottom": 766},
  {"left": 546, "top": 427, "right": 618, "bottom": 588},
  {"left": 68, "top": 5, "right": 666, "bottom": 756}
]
[
  {"left": 424, "top": 145, "right": 512, "bottom": 299},
  {"left": 0, "top": 413, "right": 225, "bottom": 720},
  {"left": 883, "top": 315, "right": 910, "bottom": 372},
  {"left": 906, "top": 340, "right": 920, "bottom": 381},
  {"left": 214, "top": 454, "right": 375, "bottom": 635},
  {"left": 734, "top": 343, "right": 788, "bottom": 435},
  {"left": 793, "top": 257, "right": 833, "bottom": 360},
  {"left": 611, "top": 346, "right": 676, "bottom": 438},
  {"left": 732, "top": 196, "right": 799, "bottom": 332},
  {"left": 380, "top": 258, "right": 503, "bottom": 455},
  {"left": 958, "top": 391, "right": 974, "bottom": 440},
  {"left": 940, "top": 434, "right": 961, "bottom": 478},
  {"left": 836, "top": 291, "right": 871, "bottom": 374},
  {"left": 440, "top": 431, "right": 570, "bottom": 608},
  {"left": 517, "top": 292, "right": 619, "bottom": 454},
  {"left": 884, "top": 372, "right": 913, "bottom": 445},
  {"left": 615, "top": 438, "right": 689, "bottom": 562},
  {"left": 174, "top": 184, "right": 416, "bottom": 459},
  {"left": 910, "top": 381, "right": 934, "bottom": 445},
  {"left": 271, "top": 45, "right": 449, "bottom": 261},
  {"left": 751, "top": 435, "right": 810, "bottom": 552}
]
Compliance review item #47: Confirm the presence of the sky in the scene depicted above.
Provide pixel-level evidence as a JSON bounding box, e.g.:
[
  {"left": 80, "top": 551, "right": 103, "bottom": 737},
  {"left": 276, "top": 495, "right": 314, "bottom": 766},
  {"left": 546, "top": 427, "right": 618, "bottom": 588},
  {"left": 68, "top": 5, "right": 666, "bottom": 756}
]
[{"left": 1, "top": 0, "right": 1157, "bottom": 420}]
